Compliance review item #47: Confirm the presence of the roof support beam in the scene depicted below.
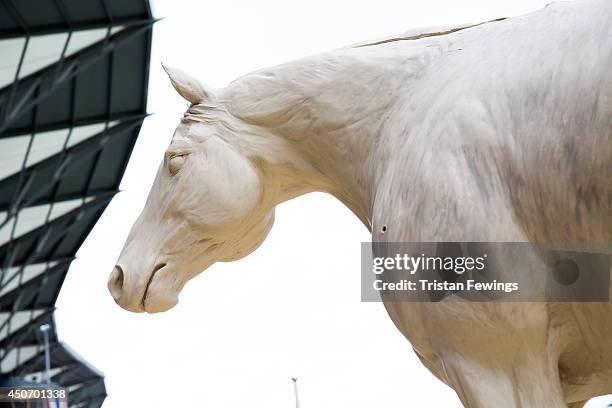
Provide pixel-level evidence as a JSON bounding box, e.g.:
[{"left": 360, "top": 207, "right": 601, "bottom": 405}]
[{"left": 0, "top": 20, "right": 155, "bottom": 134}]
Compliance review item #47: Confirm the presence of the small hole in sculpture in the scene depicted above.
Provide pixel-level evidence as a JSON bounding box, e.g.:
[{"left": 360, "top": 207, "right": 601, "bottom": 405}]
[{"left": 381, "top": 225, "right": 387, "bottom": 234}]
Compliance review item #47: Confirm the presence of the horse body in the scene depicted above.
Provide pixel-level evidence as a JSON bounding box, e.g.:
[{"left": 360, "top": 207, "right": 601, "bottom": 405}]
[
  {"left": 364, "top": 2, "right": 612, "bottom": 406},
  {"left": 382, "top": 4, "right": 612, "bottom": 406},
  {"left": 110, "top": 0, "right": 612, "bottom": 406}
]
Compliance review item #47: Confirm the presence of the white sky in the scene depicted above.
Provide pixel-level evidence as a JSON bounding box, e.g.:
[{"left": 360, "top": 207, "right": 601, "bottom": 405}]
[{"left": 55, "top": 0, "right": 612, "bottom": 407}]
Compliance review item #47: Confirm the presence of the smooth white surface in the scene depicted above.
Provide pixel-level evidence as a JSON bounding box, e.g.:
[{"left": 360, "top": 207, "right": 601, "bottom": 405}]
[{"left": 56, "top": 0, "right": 612, "bottom": 407}]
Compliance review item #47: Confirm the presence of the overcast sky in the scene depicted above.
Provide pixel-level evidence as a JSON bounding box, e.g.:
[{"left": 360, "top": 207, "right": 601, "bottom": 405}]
[{"left": 56, "top": 0, "right": 611, "bottom": 407}]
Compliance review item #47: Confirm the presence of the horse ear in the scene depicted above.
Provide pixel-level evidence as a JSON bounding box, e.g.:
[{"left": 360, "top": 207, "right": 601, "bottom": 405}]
[{"left": 161, "top": 62, "right": 217, "bottom": 105}]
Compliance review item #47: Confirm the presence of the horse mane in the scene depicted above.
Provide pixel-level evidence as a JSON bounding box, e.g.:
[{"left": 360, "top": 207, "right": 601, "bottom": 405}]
[
  {"left": 351, "top": 18, "right": 506, "bottom": 48},
  {"left": 222, "top": 49, "right": 426, "bottom": 141},
  {"left": 221, "top": 17, "right": 507, "bottom": 139},
  {"left": 181, "top": 103, "right": 226, "bottom": 125},
  {"left": 222, "top": 60, "right": 336, "bottom": 141}
]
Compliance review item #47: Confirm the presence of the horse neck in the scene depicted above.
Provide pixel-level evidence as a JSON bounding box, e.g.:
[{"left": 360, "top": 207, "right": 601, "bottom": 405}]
[
  {"left": 232, "top": 122, "right": 376, "bottom": 228},
  {"left": 256, "top": 76, "right": 405, "bottom": 228},
  {"left": 226, "top": 46, "right": 431, "bottom": 230},
  {"left": 294, "top": 116, "right": 383, "bottom": 231}
]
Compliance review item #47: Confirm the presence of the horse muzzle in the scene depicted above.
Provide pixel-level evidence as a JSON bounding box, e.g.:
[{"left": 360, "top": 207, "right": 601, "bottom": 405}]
[{"left": 108, "top": 263, "right": 179, "bottom": 313}]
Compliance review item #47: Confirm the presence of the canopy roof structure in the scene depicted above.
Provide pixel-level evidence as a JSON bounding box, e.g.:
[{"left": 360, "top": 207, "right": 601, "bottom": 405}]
[{"left": 0, "top": 1, "right": 154, "bottom": 406}]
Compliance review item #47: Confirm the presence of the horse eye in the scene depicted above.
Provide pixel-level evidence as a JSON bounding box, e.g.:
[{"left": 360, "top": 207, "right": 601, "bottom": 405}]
[{"left": 168, "top": 154, "right": 187, "bottom": 176}]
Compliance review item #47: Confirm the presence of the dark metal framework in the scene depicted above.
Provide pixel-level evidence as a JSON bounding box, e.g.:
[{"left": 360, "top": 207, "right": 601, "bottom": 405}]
[{"left": 0, "top": 1, "right": 154, "bottom": 407}]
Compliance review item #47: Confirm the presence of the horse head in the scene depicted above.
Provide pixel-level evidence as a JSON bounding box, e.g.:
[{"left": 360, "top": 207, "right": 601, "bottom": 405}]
[{"left": 107, "top": 64, "right": 277, "bottom": 313}]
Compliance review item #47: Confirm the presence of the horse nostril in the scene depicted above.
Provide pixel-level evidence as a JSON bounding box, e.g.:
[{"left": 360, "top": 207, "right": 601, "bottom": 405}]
[{"left": 108, "top": 265, "right": 124, "bottom": 301}]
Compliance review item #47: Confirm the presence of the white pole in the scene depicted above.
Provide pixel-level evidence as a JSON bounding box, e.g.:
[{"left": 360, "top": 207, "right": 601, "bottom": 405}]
[
  {"left": 40, "top": 324, "right": 51, "bottom": 383},
  {"left": 292, "top": 377, "right": 300, "bottom": 408}
]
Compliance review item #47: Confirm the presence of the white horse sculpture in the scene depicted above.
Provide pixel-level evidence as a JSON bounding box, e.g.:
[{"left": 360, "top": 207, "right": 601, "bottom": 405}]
[{"left": 108, "top": 0, "right": 612, "bottom": 406}]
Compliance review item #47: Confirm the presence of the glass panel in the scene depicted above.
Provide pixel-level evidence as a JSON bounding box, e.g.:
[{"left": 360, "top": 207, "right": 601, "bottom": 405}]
[
  {"left": 110, "top": 25, "right": 126, "bottom": 36},
  {"left": 0, "top": 120, "right": 120, "bottom": 180},
  {"left": 67, "top": 121, "right": 119, "bottom": 147},
  {"left": 19, "top": 33, "right": 69, "bottom": 79},
  {"left": 22, "top": 261, "right": 57, "bottom": 282},
  {"left": 0, "top": 216, "right": 16, "bottom": 246},
  {"left": 48, "top": 198, "right": 88, "bottom": 220},
  {"left": 0, "top": 26, "right": 125, "bottom": 88},
  {"left": 0, "top": 197, "right": 93, "bottom": 246},
  {"left": 0, "top": 261, "right": 58, "bottom": 296},
  {"left": 0, "top": 310, "right": 45, "bottom": 341},
  {"left": 26, "top": 128, "right": 70, "bottom": 167},
  {"left": 65, "top": 28, "right": 108, "bottom": 56},
  {"left": 5, "top": 204, "right": 50, "bottom": 238},
  {"left": 0, "top": 134, "right": 31, "bottom": 180},
  {"left": 1, "top": 345, "right": 40, "bottom": 373},
  {"left": 0, "top": 38, "right": 26, "bottom": 88}
]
